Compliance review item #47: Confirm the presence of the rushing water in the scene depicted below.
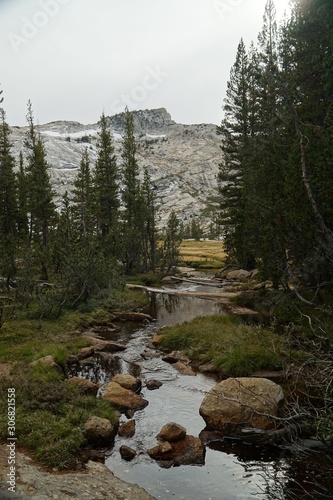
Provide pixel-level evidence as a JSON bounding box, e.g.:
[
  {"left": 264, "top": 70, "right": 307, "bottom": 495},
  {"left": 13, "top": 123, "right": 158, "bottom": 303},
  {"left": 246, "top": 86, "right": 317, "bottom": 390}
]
[{"left": 68, "top": 286, "right": 333, "bottom": 500}]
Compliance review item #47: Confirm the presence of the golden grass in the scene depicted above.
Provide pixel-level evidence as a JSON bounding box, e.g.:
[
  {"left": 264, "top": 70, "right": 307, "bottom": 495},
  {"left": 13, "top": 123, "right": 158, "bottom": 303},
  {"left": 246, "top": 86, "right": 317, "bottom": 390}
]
[{"left": 179, "top": 240, "right": 226, "bottom": 268}]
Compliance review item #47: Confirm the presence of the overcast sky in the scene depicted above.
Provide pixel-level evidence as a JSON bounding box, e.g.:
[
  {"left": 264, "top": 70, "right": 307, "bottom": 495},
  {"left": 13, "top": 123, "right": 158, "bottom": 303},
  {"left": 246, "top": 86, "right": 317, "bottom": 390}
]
[{"left": 1, "top": 0, "right": 291, "bottom": 127}]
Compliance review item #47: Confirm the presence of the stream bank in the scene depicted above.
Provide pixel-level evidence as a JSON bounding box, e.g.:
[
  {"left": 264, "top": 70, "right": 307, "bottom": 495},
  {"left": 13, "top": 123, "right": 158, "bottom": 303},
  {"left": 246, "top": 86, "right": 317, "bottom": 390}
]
[{"left": 68, "top": 280, "right": 333, "bottom": 499}]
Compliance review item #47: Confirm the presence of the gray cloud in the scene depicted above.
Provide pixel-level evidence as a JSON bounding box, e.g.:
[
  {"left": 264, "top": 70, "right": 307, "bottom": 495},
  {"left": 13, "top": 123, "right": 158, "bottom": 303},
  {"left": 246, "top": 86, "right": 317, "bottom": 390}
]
[{"left": 1, "top": 0, "right": 291, "bottom": 126}]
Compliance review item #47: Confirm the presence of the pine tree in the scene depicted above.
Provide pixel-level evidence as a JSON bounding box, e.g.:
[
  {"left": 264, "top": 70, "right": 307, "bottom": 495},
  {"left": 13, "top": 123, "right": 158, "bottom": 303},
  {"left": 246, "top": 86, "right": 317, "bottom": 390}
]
[
  {"left": 255, "top": 1, "right": 288, "bottom": 286},
  {"left": 17, "top": 151, "right": 29, "bottom": 239},
  {"left": 72, "top": 148, "right": 93, "bottom": 239},
  {"left": 279, "top": 0, "right": 333, "bottom": 284},
  {"left": 121, "top": 107, "right": 142, "bottom": 272},
  {"left": 0, "top": 108, "right": 18, "bottom": 289},
  {"left": 140, "top": 168, "right": 158, "bottom": 271},
  {"left": 25, "top": 101, "right": 55, "bottom": 251},
  {"left": 217, "top": 38, "right": 256, "bottom": 268},
  {"left": 162, "top": 210, "right": 182, "bottom": 272},
  {"left": 94, "top": 112, "right": 119, "bottom": 242}
]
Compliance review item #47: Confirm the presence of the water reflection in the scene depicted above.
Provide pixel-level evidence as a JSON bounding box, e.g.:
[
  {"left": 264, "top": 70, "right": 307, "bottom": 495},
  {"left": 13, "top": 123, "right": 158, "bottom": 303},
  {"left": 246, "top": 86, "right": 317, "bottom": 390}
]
[
  {"left": 149, "top": 292, "right": 225, "bottom": 327},
  {"left": 67, "top": 290, "right": 333, "bottom": 499}
]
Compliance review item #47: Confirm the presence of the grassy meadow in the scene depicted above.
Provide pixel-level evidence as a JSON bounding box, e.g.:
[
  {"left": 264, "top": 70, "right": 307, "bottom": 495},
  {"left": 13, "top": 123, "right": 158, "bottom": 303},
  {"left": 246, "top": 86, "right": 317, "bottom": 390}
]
[{"left": 179, "top": 239, "right": 226, "bottom": 269}]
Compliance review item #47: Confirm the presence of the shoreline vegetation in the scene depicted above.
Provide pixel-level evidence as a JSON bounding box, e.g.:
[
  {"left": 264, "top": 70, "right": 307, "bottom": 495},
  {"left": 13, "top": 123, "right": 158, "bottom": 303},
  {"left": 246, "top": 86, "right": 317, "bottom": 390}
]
[{"left": 1, "top": 239, "right": 333, "bottom": 473}]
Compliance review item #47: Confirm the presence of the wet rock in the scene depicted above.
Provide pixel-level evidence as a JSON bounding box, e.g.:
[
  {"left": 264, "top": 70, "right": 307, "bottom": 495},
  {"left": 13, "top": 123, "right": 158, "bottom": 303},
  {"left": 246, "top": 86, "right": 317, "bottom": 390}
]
[
  {"left": 30, "top": 355, "right": 63, "bottom": 376},
  {"left": 161, "top": 276, "right": 173, "bottom": 283},
  {"left": 152, "top": 334, "right": 163, "bottom": 345},
  {"left": 113, "top": 312, "right": 153, "bottom": 323},
  {"left": 173, "top": 362, "right": 196, "bottom": 376},
  {"left": 158, "top": 423, "right": 186, "bottom": 442},
  {"left": 225, "top": 269, "right": 252, "bottom": 280},
  {"left": 96, "top": 351, "right": 114, "bottom": 360},
  {"left": 84, "top": 416, "right": 118, "bottom": 446},
  {"left": 147, "top": 435, "right": 205, "bottom": 466},
  {"left": 81, "top": 449, "right": 105, "bottom": 463},
  {"left": 146, "top": 379, "right": 163, "bottom": 390},
  {"left": 118, "top": 419, "right": 135, "bottom": 438},
  {"left": 147, "top": 440, "right": 172, "bottom": 459},
  {"left": 94, "top": 342, "right": 127, "bottom": 353},
  {"left": 199, "top": 377, "right": 284, "bottom": 435},
  {"left": 162, "top": 351, "right": 190, "bottom": 365},
  {"left": 66, "top": 376, "right": 100, "bottom": 396},
  {"left": 77, "top": 346, "right": 95, "bottom": 360},
  {"left": 120, "top": 445, "right": 137, "bottom": 461},
  {"left": 125, "top": 409, "right": 135, "bottom": 419},
  {"left": 82, "top": 336, "right": 112, "bottom": 348},
  {"left": 140, "top": 349, "right": 159, "bottom": 359},
  {"left": 112, "top": 374, "right": 142, "bottom": 392},
  {"left": 79, "top": 356, "right": 95, "bottom": 365},
  {"left": 103, "top": 382, "right": 148, "bottom": 412},
  {"left": 198, "top": 363, "right": 218, "bottom": 374}
]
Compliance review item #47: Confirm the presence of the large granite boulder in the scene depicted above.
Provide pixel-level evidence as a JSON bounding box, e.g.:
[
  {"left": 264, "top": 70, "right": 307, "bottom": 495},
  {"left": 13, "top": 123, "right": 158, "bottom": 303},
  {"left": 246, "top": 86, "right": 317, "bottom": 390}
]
[
  {"left": 199, "top": 377, "right": 284, "bottom": 435},
  {"left": 103, "top": 382, "right": 148, "bottom": 412},
  {"left": 111, "top": 374, "right": 141, "bottom": 392},
  {"left": 84, "top": 416, "right": 118, "bottom": 446}
]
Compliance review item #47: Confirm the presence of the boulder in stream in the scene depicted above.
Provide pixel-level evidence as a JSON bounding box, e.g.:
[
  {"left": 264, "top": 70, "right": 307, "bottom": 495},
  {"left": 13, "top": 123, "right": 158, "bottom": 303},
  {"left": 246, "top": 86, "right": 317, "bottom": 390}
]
[
  {"left": 146, "top": 379, "right": 163, "bottom": 390},
  {"left": 158, "top": 423, "right": 186, "bottom": 442},
  {"left": 120, "top": 445, "right": 137, "bottom": 461},
  {"left": 199, "top": 377, "right": 284, "bottom": 436},
  {"left": 147, "top": 423, "right": 205, "bottom": 467},
  {"left": 84, "top": 416, "right": 118, "bottom": 446},
  {"left": 111, "top": 374, "right": 142, "bottom": 392},
  {"left": 173, "top": 361, "right": 196, "bottom": 376},
  {"left": 103, "top": 382, "right": 148, "bottom": 412},
  {"left": 118, "top": 419, "right": 135, "bottom": 438}
]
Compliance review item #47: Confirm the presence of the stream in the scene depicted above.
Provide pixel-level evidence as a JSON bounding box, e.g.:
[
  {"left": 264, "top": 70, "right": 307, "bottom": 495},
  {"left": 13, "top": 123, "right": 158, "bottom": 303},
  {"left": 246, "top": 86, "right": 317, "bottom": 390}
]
[{"left": 68, "top": 281, "right": 333, "bottom": 500}]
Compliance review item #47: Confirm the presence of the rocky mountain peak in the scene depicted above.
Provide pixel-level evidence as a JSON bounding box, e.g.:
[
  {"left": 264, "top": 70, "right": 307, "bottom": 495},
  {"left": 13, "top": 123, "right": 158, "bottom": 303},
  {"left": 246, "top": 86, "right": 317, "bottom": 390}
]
[
  {"left": 9, "top": 108, "right": 221, "bottom": 229},
  {"left": 107, "top": 107, "right": 175, "bottom": 135}
]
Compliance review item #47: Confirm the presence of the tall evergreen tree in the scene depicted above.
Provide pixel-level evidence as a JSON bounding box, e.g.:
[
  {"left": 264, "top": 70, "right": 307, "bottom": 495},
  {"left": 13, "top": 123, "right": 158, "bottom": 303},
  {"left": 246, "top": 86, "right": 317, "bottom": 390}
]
[
  {"left": 217, "top": 38, "right": 255, "bottom": 268},
  {"left": 0, "top": 108, "right": 18, "bottom": 289},
  {"left": 17, "top": 151, "right": 29, "bottom": 239},
  {"left": 94, "top": 112, "right": 119, "bottom": 242},
  {"left": 218, "top": 0, "right": 333, "bottom": 289},
  {"left": 72, "top": 148, "right": 93, "bottom": 239},
  {"left": 162, "top": 210, "right": 182, "bottom": 272},
  {"left": 281, "top": 0, "right": 333, "bottom": 284},
  {"left": 140, "top": 168, "right": 158, "bottom": 271},
  {"left": 121, "top": 107, "right": 142, "bottom": 272},
  {"left": 25, "top": 101, "right": 55, "bottom": 254}
]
